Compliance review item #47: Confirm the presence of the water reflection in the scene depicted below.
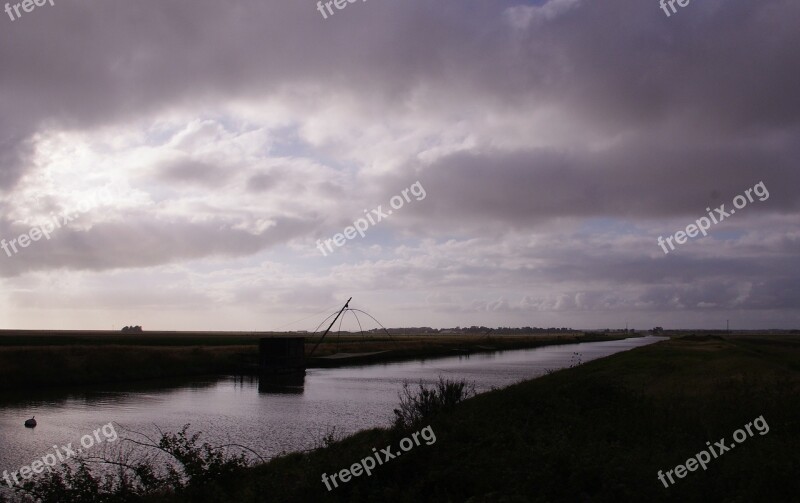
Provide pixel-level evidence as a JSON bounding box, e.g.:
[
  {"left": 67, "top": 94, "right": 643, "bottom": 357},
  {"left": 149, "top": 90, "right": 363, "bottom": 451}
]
[
  {"left": 258, "top": 371, "right": 306, "bottom": 394},
  {"left": 0, "top": 375, "right": 219, "bottom": 408}
]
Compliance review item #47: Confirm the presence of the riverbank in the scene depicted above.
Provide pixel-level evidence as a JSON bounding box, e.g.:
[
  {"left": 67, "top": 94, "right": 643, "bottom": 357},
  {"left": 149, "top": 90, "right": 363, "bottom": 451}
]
[
  {"left": 0, "top": 331, "right": 630, "bottom": 390},
  {"left": 174, "top": 333, "right": 800, "bottom": 502}
]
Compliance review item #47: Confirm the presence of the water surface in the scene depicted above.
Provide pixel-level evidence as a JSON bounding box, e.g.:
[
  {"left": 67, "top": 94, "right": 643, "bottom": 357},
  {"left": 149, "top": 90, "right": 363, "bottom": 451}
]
[{"left": 0, "top": 336, "right": 664, "bottom": 484}]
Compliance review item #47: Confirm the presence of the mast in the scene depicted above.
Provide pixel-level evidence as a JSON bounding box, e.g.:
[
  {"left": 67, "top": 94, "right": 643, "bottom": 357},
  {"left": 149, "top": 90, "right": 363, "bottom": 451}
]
[{"left": 308, "top": 297, "right": 352, "bottom": 357}]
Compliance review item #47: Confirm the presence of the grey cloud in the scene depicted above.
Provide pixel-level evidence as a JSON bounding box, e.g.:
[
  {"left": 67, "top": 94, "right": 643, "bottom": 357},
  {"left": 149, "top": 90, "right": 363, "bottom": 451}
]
[
  {"left": 0, "top": 213, "right": 315, "bottom": 277},
  {"left": 156, "top": 159, "right": 233, "bottom": 186},
  {"left": 0, "top": 0, "right": 797, "bottom": 151},
  {"left": 1, "top": 0, "right": 799, "bottom": 327},
  {"left": 412, "top": 142, "right": 799, "bottom": 231},
  {"left": 246, "top": 172, "right": 280, "bottom": 193},
  {"left": 0, "top": 133, "right": 35, "bottom": 189}
]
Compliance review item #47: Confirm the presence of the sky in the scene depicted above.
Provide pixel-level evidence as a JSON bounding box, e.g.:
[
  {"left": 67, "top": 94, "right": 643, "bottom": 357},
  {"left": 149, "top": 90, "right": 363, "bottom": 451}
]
[{"left": 0, "top": 0, "right": 798, "bottom": 331}]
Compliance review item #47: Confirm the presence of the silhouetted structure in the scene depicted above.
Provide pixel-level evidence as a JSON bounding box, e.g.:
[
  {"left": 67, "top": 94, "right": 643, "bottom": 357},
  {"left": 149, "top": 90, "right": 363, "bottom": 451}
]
[
  {"left": 121, "top": 325, "right": 143, "bottom": 333},
  {"left": 259, "top": 338, "right": 305, "bottom": 374}
]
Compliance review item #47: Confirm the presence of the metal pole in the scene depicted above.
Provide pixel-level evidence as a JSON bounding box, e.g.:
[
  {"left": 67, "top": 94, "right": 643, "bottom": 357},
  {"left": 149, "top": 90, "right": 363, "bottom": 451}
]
[{"left": 308, "top": 297, "right": 352, "bottom": 357}]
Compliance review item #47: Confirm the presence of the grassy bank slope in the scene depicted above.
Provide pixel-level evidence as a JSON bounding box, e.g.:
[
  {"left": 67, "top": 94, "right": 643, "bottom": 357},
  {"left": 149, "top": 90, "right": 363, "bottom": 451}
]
[{"left": 195, "top": 334, "right": 800, "bottom": 502}]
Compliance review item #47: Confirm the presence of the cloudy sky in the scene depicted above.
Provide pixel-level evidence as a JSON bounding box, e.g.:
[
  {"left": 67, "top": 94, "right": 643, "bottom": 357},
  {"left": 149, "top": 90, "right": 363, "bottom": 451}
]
[{"left": 0, "top": 0, "right": 798, "bottom": 331}]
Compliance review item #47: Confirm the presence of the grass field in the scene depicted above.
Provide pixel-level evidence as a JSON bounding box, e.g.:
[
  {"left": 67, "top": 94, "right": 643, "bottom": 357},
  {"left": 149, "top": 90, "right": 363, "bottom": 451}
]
[
  {"left": 161, "top": 333, "right": 800, "bottom": 502},
  {"left": 0, "top": 330, "right": 275, "bottom": 347}
]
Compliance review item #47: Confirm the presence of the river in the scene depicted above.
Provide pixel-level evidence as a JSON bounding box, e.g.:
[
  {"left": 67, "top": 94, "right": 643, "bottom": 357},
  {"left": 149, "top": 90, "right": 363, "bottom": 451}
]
[{"left": 0, "top": 336, "right": 664, "bottom": 488}]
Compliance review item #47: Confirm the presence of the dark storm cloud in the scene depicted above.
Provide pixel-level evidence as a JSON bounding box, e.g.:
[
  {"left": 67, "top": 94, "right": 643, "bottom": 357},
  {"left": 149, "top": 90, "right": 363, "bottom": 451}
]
[
  {"left": 505, "top": 0, "right": 800, "bottom": 134},
  {"left": 1, "top": 0, "right": 798, "bottom": 191},
  {"left": 0, "top": 0, "right": 798, "bottom": 326},
  {"left": 0, "top": 0, "right": 497, "bottom": 166},
  {"left": 412, "top": 140, "right": 798, "bottom": 230}
]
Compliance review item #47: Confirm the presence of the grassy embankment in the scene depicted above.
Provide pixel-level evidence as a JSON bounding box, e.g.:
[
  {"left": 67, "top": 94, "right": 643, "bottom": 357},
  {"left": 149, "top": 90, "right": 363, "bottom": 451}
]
[
  {"left": 0, "top": 330, "right": 625, "bottom": 390},
  {"left": 166, "top": 333, "right": 800, "bottom": 502}
]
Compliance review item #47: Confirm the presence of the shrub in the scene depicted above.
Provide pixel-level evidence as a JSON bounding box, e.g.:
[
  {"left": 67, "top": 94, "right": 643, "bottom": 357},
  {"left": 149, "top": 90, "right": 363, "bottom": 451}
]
[
  {"left": 393, "top": 376, "right": 476, "bottom": 429},
  {"left": 9, "top": 425, "right": 251, "bottom": 503}
]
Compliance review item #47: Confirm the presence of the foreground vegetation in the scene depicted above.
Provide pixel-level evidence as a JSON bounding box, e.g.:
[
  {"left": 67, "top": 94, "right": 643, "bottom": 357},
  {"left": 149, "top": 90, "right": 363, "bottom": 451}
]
[
  {"left": 5, "top": 333, "right": 799, "bottom": 501},
  {"left": 0, "top": 331, "right": 626, "bottom": 390},
  {"left": 4, "top": 377, "right": 477, "bottom": 503},
  {"left": 222, "top": 334, "right": 800, "bottom": 502}
]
